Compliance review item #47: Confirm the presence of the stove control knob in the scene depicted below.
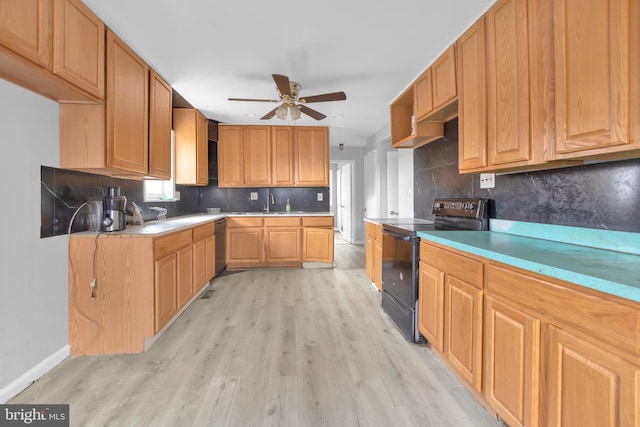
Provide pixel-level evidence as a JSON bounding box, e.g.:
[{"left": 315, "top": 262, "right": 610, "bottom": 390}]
[
  {"left": 464, "top": 202, "right": 476, "bottom": 210},
  {"left": 433, "top": 202, "right": 443, "bottom": 210}
]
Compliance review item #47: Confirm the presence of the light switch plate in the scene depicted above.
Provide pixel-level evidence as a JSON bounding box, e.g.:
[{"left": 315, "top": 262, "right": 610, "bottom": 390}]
[
  {"left": 480, "top": 173, "right": 496, "bottom": 189},
  {"left": 317, "top": 193, "right": 323, "bottom": 201},
  {"left": 250, "top": 192, "right": 258, "bottom": 200}
]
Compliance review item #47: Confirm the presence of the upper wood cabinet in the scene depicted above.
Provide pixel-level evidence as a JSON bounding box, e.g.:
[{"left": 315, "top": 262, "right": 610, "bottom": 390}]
[
  {"left": 217, "top": 125, "right": 245, "bottom": 187},
  {"left": 550, "top": 0, "right": 640, "bottom": 160},
  {"left": 53, "top": 0, "right": 104, "bottom": 98},
  {"left": 294, "top": 126, "right": 329, "bottom": 186},
  {"left": 431, "top": 45, "right": 457, "bottom": 111},
  {"left": 458, "top": 0, "right": 579, "bottom": 173},
  {"left": 243, "top": 125, "right": 272, "bottom": 187},
  {"left": 457, "top": 18, "right": 488, "bottom": 171},
  {"left": 390, "top": 45, "right": 458, "bottom": 148},
  {"left": 60, "top": 30, "right": 172, "bottom": 179},
  {"left": 148, "top": 71, "right": 172, "bottom": 180},
  {"left": 414, "top": 68, "right": 434, "bottom": 120},
  {"left": 218, "top": 125, "right": 329, "bottom": 188},
  {"left": 0, "top": 0, "right": 103, "bottom": 102},
  {"left": 173, "top": 108, "right": 209, "bottom": 186},
  {"left": 271, "top": 126, "right": 295, "bottom": 186},
  {"left": 0, "top": 0, "right": 51, "bottom": 68},
  {"left": 106, "top": 30, "right": 149, "bottom": 175}
]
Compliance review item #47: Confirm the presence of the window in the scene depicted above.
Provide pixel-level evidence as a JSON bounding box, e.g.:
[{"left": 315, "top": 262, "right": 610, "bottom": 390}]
[{"left": 144, "top": 131, "right": 176, "bottom": 202}]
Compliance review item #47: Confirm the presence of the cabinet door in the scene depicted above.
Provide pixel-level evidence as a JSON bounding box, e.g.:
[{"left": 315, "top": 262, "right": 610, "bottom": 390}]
[
  {"left": 445, "top": 275, "right": 483, "bottom": 391},
  {"left": 266, "top": 227, "right": 301, "bottom": 263},
  {"left": 432, "top": 45, "right": 457, "bottom": 109},
  {"left": 148, "top": 70, "right": 172, "bottom": 180},
  {"left": 177, "top": 245, "right": 193, "bottom": 308},
  {"left": 373, "top": 234, "right": 383, "bottom": 290},
  {"left": 457, "top": 18, "right": 488, "bottom": 171},
  {"left": 543, "top": 325, "right": 640, "bottom": 427},
  {"left": 205, "top": 235, "right": 215, "bottom": 281},
  {"left": 154, "top": 253, "right": 177, "bottom": 333},
  {"left": 196, "top": 112, "right": 209, "bottom": 185},
  {"left": 218, "top": 126, "right": 245, "bottom": 187},
  {"left": 193, "top": 239, "right": 207, "bottom": 290},
  {"left": 53, "top": 0, "right": 104, "bottom": 98},
  {"left": 244, "top": 126, "right": 271, "bottom": 186},
  {"left": 553, "top": 0, "right": 631, "bottom": 155},
  {"left": 418, "top": 261, "right": 445, "bottom": 353},
  {"left": 295, "top": 127, "right": 329, "bottom": 186},
  {"left": 365, "top": 223, "right": 375, "bottom": 281},
  {"left": 227, "top": 227, "right": 263, "bottom": 264},
  {"left": 271, "top": 126, "right": 294, "bottom": 186},
  {"left": 303, "top": 227, "right": 334, "bottom": 264},
  {"left": 106, "top": 30, "right": 149, "bottom": 174},
  {"left": 414, "top": 68, "right": 434, "bottom": 120},
  {"left": 486, "top": 0, "right": 531, "bottom": 165},
  {"left": 484, "top": 295, "right": 540, "bottom": 427},
  {"left": 0, "top": 0, "right": 51, "bottom": 67}
]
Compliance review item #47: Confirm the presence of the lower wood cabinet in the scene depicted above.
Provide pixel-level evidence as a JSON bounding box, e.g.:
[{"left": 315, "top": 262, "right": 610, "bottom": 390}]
[
  {"left": 445, "top": 275, "right": 483, "bottom": 392},
  {"left": 302, "top": 216, "right": 334, "bottom": 264},
  {"left": 227, "top": 215, "right": 334, "bottom": 269},
  {"left": 543, "top": 325, "right": 640, "bottom": 427},
  {"left": 418, "top": 261, "right": 445, "bottom": 352},
  {"left": 68, "top": 221, "right": 217, "bottom": 355},
  {"left": 226, "top": 217, "right": 264, "bottom": 268},
  {"left": 265, "top": 217, "right": 302, "bottom": 264},
  {"left": 154, "top": 252, "right": 178, "bottom": 333},
  {"left": 418, "top": 242, "right": 640, "bottom": 426},
  {"left": 176, "top": 245, "right": 194, "bottom": 308},
  {"left": 364, "top": 221, "right": 392, "bottom": 290},
  {"left": 484, "top": 294, "right": 540, "bottom": 427}
]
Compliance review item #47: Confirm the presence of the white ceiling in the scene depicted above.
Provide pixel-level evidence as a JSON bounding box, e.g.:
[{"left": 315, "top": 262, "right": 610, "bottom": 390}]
[{"left": 83, "top": 0, "right": 496, "bottom": 147}]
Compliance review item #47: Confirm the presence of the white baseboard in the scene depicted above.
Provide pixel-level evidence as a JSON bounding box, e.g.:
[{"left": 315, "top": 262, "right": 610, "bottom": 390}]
[{"left": 0, "top": 345, "right": 70, "bottom": 404}]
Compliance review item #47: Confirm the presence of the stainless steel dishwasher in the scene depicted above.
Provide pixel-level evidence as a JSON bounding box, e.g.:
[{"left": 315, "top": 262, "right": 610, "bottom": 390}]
[{"left": 215, "top": 218, "right": 226, "bottom": 275}]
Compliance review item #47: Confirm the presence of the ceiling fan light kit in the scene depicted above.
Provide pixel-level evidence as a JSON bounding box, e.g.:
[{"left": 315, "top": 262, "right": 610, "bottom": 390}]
[{"left": 229, "top": 74, "right": 346, "bottom": 121}]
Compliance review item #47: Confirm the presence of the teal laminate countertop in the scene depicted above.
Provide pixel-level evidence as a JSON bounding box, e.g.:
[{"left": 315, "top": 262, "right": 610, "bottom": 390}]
[{"left": 416, "top": 227, "right": 640, "bottom": 303}]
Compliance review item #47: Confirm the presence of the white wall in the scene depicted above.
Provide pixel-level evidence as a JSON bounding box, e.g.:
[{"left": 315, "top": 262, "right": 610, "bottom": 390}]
[
  {"left": 0, "top": 79, "right": 69, "bottom": 403},
  {"left": 398, "top": 149, "right": 414, "bottom": 217},
  {"left": 365, "top": 123, "right": 393, "bottom": 219},
  {"left": 329, "top": 147, "right": 366, "bottom": 244}
]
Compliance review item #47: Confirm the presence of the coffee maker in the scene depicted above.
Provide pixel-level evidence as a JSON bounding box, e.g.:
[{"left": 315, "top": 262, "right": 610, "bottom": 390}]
[{"left": 101, "top": 186, "right": 127, "bottom": 232}]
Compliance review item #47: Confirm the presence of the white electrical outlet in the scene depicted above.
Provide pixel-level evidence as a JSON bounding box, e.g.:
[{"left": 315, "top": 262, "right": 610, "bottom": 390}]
[
  {"left": 174, "top": 191, "right": 180, "bottom": 201},
  {"left": 317, "top": 193, "right": 323, "bottom": 201},
  {"left": 250, "top": 192, "right": 258, "bottom": 200},
  {"left": 480, "top": 173, "right": 496, "bottom": 189}
]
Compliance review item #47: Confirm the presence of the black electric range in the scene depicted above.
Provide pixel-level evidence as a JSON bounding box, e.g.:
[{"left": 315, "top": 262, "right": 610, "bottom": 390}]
[{"left": 380, "top": 198, "right": 489, "bottom": 342}]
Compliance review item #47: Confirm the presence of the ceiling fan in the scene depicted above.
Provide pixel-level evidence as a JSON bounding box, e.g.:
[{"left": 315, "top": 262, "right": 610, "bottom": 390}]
[{"left": 228, "top": 74, "right": 347, "bottom": 121}]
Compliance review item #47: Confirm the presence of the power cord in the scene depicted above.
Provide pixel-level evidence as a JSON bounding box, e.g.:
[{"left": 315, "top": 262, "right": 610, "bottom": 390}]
[{"left": 91, "top": 232, "right": 104, "bottom": 299}]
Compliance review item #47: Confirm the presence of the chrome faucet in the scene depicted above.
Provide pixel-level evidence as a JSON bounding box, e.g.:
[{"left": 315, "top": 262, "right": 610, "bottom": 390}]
[{"left": 265, "top": 192, "right": 276, "bottom": 213}]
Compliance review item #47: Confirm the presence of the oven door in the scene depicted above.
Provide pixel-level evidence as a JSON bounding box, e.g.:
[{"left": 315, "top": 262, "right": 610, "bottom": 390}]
[{"left": 381, "top": 229, "right": 419, "bottom": 307}]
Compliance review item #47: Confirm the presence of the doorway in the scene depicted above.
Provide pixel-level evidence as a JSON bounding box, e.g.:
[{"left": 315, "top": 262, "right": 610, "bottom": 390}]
[{"left": 330, "top": 160, "right": 355, "bottom": 244}]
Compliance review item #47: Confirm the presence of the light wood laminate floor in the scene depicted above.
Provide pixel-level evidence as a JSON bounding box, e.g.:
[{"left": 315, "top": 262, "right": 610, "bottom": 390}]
[{"left": 12, "top": 238, "right": 502, "bottom": 426}]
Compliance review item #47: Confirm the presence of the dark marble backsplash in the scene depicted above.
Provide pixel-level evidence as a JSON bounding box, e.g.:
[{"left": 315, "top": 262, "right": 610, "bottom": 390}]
[
  {"left": 41, "top": 140, "right": 329, "bottom": 237},
  {"left": 414, "top": 118, "right": 640, "bottom": 232}
]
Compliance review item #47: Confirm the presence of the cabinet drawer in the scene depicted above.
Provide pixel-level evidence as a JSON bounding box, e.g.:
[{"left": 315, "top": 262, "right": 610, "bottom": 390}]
[
  {"left": 154, "top": 229, "right": 192, "bottom": 259},
  {"left": 193, "top": 222, "right": 214, "bottom": 241},
  {"left": 303, "top": 216, "right": 334, "bottom": 228},
  {"left": 420, "top": 241, "right": 483, "bottom": 288},
  {"left": 487, "top": 264, "right": 640, "bottom": 357},
  {"left": 264, "top": 216, "right": 302, "bottom": 227},
  {"left": 227, "top": 217, "right": 263, "bottom": 228}
]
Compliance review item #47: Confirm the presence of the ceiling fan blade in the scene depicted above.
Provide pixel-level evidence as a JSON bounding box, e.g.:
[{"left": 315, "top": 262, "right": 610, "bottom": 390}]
[
  {"left": 228, "top": 97, "right": 279, "bottom": 102},
  {"left": 298, "top": 105, "right": 327, "bottom": 120},
  {"left": 299, "top": 91, "right": 347, "bottom": 103},
  {"left": 272, "top": 74, "right": 292, "bottom": 96},
  {"left": 261, "top": 107, "right": 278, "bottom": 120}
]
